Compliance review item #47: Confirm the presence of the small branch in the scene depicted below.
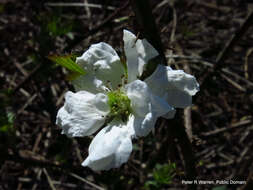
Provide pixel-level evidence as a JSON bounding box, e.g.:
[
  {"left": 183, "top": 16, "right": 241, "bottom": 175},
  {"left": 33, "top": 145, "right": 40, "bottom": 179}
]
[
  {"left": 166, "top": 54, "right": 253, "bottom": 87},
  {"left": 45, "top": 2, "right": 115, "bottom": 10},
  {"left": 164, "top": 115, "right": 197, "bottom": 190},
  {"left": 43, "top": 168, "right": 57, "bottom": 190},
  {"left": 129, "top": 0, "right": 166, "bottom": 64},
  {"left": 13, "top": 63, "right": 42, "bottom": 94},
  {"left": 69, "top": 173, "right": 105, "bottom": 190},
  {"left": 201, "top": 119, "right": 252, "bottom": 137},
  {"left": 200, "top": 11, "right": 253, "bottom": 90},
  {"left": 83, "top": 0, "right": 91, "bottom": 18}
]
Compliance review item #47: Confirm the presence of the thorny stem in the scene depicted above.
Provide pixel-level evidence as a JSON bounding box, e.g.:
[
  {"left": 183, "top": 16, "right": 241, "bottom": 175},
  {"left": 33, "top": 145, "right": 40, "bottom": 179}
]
[
  {"left": 130, "top": 0, "right": 166, "bottom": 80},
  {"left": 130, "top": 0, "right": 166, "bottom": 62},
  {"left": 130, "top": 1, "right": 197, "bottom": 189}
]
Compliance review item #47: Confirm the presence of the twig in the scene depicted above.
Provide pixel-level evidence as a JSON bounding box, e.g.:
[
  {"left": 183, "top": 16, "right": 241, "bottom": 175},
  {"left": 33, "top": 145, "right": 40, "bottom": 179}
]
[
  {"left": 69, "top": 173, "right": 105, "bottom": 190},
  {"left": 153, "top": 0, "right": 170, "bottom": 12},
  {"left": 184, "top": 107, "right": 193, "bottom": 142},
  {"left": 196, "top": 1, "right": 231, "bottom": 13},
  {"left": 167, "top": 6, "right": 177, "bottom": 65},
  {"left": 173, "top": 49, "right": 194, "bottom": 142},
  {"left": 17, "top": 94, "right": 37, "bottom": 114},
  {"left": 164, "top": 115, "right": 197, "bottom": 190},
  {"left": 43, "top": 168, "right": 57, "bottom": 190},
  {"left": 13, "top": 63, "right": 42, "bottom": 94},
  {"left": 200, "top": 11, "right": 253, "bottom": 90},
  {"left": 83, "top": 0, "right": 91, "bottom": 18},
  {"left": 201, "top": 119, "right": 252, "bottom": 137},
  {"left": 14, "top": 62, "right": 28, "bottom": 76},
  {"left": 32, "top": 169, "right": 42, "bottom": 190},
  {"left": 166, "top": 54, "right": 253, "bottom": 87},
  {"left": 244, "top": 48, "right": 253, "bottom": 79},
  {"left": 130, "top": 0, "right": 166, "bottom": 63},
  {"left": 45, "top": 2, "right": 115, "bottom": 10},
  {"left": 221, "top": 74, "right": 246, "bottom": 92}
]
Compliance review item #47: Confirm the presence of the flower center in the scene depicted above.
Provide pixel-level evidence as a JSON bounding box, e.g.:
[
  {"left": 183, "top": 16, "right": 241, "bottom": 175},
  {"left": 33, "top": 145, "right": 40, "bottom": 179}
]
[{"left": 107, "top": 90, "right": 132, "bottom": 122}]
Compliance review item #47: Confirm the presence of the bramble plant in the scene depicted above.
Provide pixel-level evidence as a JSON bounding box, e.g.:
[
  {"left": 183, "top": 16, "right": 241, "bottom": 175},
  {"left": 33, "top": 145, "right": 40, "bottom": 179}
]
[
  {"left": 51, "top": 30, "right": 199, "bottom": 171},
  {"left": 144, "top": 163, "right": 177, "bottom": 189}
]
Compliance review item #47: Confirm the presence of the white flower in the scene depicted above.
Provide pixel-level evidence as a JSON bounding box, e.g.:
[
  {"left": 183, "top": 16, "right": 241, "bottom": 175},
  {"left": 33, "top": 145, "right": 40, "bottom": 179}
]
[{"left": 56, "top": 30, "right": 199, "bottom": 171}]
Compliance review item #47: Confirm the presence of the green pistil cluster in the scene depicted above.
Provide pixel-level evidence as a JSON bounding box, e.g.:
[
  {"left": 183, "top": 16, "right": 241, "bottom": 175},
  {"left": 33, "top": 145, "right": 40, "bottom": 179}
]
[{"left": 107, "top": 90, "right": 132, "bottom": 122}]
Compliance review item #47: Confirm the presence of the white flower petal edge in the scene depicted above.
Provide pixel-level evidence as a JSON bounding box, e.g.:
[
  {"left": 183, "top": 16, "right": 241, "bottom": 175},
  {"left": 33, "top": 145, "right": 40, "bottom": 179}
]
[
  {"left": 125, "top": 80, "right": 174, "bottom": 137},
  {"left": 73, "top": 42, "right": 125, "bottom": 93},
  {"left": 82, "top": 121, "right": 132, "bottom": 171},
  {"left": 56, "top": 91, "right": 109, "bottom": 137},
  {"left": 145, "top": 64, "right": 200, "bottom": 108},
  {"left": 123, "top": 30, "right": 159, "bottom": 83}
]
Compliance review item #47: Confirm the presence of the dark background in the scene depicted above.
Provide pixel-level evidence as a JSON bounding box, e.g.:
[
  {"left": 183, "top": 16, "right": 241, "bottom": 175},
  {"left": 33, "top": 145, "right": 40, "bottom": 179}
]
[{"left": 0, "top": 0, "right": 253, "bottom": 189}]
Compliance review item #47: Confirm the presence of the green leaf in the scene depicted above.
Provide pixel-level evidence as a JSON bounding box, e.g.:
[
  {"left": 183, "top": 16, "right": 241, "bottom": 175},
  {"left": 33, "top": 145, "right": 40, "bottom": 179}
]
[
  {"left": 0, "top": 125, "right": 9, "bottom": 132},
  {"left": 144, "top": 180, "right": 158, "bottom": 188},
  {"left": 153, "top": 163, "right": 176, "bottom": 185},
  {"left": 48, "top": 55, "right": 86, "bottom": 75},
  {"left": 7, "top": 112, "right": 15, "bottom": 124}
]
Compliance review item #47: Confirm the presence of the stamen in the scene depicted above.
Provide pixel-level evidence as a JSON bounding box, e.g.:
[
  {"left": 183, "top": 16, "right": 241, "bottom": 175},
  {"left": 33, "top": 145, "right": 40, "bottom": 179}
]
[{"left": 107, "top": 90, "right": 132, "bottom": 123}]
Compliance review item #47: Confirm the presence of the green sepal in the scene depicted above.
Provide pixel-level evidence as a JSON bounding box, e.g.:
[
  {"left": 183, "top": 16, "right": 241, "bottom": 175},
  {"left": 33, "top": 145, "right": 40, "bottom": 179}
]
[
  {"left": 48, "top": 54, "right": 86, "bottom": 75},
  {"left": 65, "top": 71, "right": 83, "bottom": 81}
]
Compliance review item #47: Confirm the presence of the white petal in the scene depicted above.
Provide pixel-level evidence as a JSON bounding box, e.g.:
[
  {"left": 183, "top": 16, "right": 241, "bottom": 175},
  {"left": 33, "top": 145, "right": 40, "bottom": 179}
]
[
  {"left": 125, "top": 80, "right": 174, "bottom": 117},
  {"left": 73, "top": 73, "right": 107, "bottom": 94},
  {"left": 123, "top": 30, "right": 140, "bottom": 82},
  {"left": 123, "top": 30, "right": 159, "bottom": 82},
  {"left": 125, "top": 80, "right": 150, "bottom": 117},
  {"left": 150, "top": 94, "right": 175, "bottom": 117},
  {"left": 82, "top": 121, "right": 132, "bottom": 171},
  {"left": 56, "top": 91, "right": 109, "bottom": 137},
  {"left": 73, "top": 42, "right": 125, "bottom": 92},
  {"left": 145, "top": 64, "right": 199, "bottom": 108},
  {"left": 124, "top": 80, "right": 175, "bottom": 137},
  {"left": 136, "top": 38, "right": 159, "bottom": 63},
  {"left": 131, "top": 113, "right": 157, "bottom": 137}
]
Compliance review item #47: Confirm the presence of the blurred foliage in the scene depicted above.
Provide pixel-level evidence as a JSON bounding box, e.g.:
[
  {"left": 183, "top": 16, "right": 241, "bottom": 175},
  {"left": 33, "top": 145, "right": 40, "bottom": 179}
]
[
  {"left": 0, "top": 89, "right": 15, "bottom": 164},
  {"left": 46, "top": 16, "right": 73, "bottom": 37},
  {"left": 0, "top": 89, "right": 15, "bottom": 133},
  {"left": 36, "top": 9, "right": 73, "bottom": 38},
  {"left": 0, "top": 3, "right": 5, "bottom": 14},
  {"left": 0, "top": 111, "right": 15, "bottom": 133},
  {"left": 179, "top": 21, "right": 196, "bottom": 39},
  {"left": 212, "top": 185, "right": 227, "bottom": 190},
  {"left": 144, "top": 162, "right": 176, "bottom": 189}
]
